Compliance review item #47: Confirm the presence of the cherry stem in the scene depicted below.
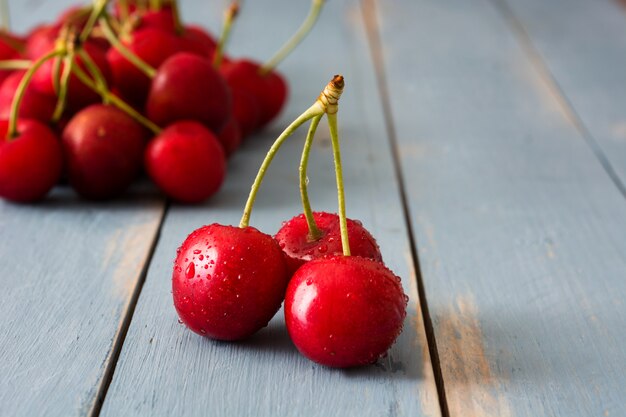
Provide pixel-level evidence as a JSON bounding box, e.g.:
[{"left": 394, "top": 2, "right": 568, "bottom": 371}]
[
  {"left": 0, "top": 60, "right": 31, "bottom": 70},
  {"left": 7, "top": 50, "right": 63, "bottom": 139},
  {"left": 51, "top": 53, "right": 74, "bottom": 122},
  {"left": 149, "top": 0, "right": 159, "bottom": 11},
  {"left": 259, "top": 0, "right": 324, "bottom": 75},
  {"left": 213, "top": 1, "right": 239, "bottom": 69},
  {"left": 80, "top": 0, "right": 109, "bottom": 43},
  {"left": 299, "top": 115, "right": 323, "bottom": 240},
  {"left": 169, "top": 0, "right": 183, "bottom": 35},
  {"left": 100, "top": 16, "right": 157, "bottom": 78},
  {"left": 71, "top": 64, "right": 162, "bottom": 134},
  {"left": 327, "top": 111, "right": 350, "bottom": 256},
  {"left": 239, "top": 105, "right": 323, "bottom": 228},
  {"left": 77, "top": 48, "right": 110, "bottom": 102},
  {"left": 118, "top": 0, "right": 130, "bottom": 22}
]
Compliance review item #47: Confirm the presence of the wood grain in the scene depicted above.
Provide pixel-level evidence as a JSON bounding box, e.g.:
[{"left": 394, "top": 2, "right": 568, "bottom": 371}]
[
  {"left": 0, "top": 187, "right": 165, "bottom": 417},
  {"left": 373, "top": 0, "right": 626, "bottom": 415},
  {"left": 99, "top": 1, "right": 441, "bottom": 416}
]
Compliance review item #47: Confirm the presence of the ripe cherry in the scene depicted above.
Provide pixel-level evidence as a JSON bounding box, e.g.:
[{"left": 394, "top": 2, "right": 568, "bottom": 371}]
[
  {"left": 0, "top": 71, "right": 56, "bottom": 123},
  {"left": 230, "top": 87, "right": 260, "bottom": 138},
  {"left": 173, "top": 224, "right": 289, "bottom": 340},
  {"left": 145, "top": 120, "right": 226, "bottom": 203},
  {"left": 0, "top": 119, "right": 63, "bottom": 202},
  {"left": 285, "top": 256, "right": 407, "bottom": 367},
  {"left": 106, "top": 27, "right": 180, "bottom": 107},
  {"left": 146, "top": 52, "right": 231, "bottom": 132},
  {"left": 62, "top": 104, "right": 147, "bottom": 199},
  {"left": 275, "top": 212, "right": 383, "bottom": 274},
  {"left": 0, "top": 35, "right": 22, "bottom": 86},
  {"left": 178, "top": 25, "right": 217, "bottom": 57},
  {"left": 217, "top": 117, "right": 242, "bottom": 158},
  {"left": 220, "top": 59, "right": 287, "bottom": 129}
]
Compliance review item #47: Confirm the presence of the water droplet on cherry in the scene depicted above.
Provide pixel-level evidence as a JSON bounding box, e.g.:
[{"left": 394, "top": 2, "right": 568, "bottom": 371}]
[
  {"left": 185, "top": 262, "right": 195, "bottom": 279},
  {"left": 193, "top": 249, "right": 201, "bottom": 254}
]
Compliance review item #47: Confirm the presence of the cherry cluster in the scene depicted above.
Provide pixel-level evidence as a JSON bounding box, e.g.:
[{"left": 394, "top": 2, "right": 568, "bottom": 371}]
[
  {"left": 0, "top": 0, "right": 322, "bottom": 203},
  {"left": 173, "top": 76, "right": 408, "bottom": 368}
]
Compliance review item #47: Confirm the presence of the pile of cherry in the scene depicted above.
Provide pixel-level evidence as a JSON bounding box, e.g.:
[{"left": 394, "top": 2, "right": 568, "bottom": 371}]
[
  {"left": 173, "top": 76, "right": 408, "bottom": 368},
  {"left": 0, "top": 0, "right": 300, "bottom": 203}
]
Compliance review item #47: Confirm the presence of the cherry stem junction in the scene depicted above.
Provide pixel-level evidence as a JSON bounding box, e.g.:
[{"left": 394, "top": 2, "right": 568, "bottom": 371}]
[
  {"left": 100, "top": 15, "right": 157, "bottom": 78},
  {"left": 51, "top": 52, "right": 75, "bottom": 122},
  {"left": 7, "top": 50, "right": 63, "bottom": 139},
  {"left": 299, "top": 115, "right": 323, "bottom": 240},
  {"left": 213, "top": 1, "right": 239, "bottom": 69},
  {"left": 71, "top": 64, "right": 162, "bottom": 134},
  {"left": 80, "top": 0, "right": 109, "bottom": 43},
  {"left": 259, "top": 0, "right": 324, "bottom": 75}
]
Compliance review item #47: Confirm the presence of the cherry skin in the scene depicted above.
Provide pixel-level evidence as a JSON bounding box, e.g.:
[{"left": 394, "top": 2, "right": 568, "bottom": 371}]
[
  {"left": 146, "top": 52, "right": 231, "bottom": 133},
  {"left": 0, "top": 119, "right": 63, "bottom": 202},
  {"left": 0, "top": 34, "right": 22, "bottom": 87},
  {"left": 285, "top": 256, "right": 407, "bottom": 368},
  {"left": 106, "top": 28, "right": 181, "bottom": 108},
  {"left": 145, "top": 120, "right": 226, "bottom": 203},
  {"left": 217, "top": 117, "right": 242, "bottom": 158},
  {"left": 0, "top": 71, "right": 56, "bottom": 123},
  {"left": 61, "top": 104, "right": 148, "bottom": 200},
  {"left": 230, "top": 87, "right": 260, "bottom": 138},
  {"left": 173, "top": 223, "right": 289, "bottom": 340},
  {"left": 178, "top": 25, "right": 217, "bottom": 57},
  {"left": 275, "top": 212, "right": 383, "bottom": 274},
  {"left": 220, "top": 59, "right": 288, "bottom": 129}
]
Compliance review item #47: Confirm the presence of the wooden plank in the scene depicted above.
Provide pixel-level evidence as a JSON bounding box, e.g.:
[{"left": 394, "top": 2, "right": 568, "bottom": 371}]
[
  {"left": 499, "top": 0, "right": 626, "bottom": 189},
  {"left": 0, "top": 188, "right": 165, "bottom": 416},
  {"left": 99, "top": 1, "right": 441, "bottom": 416},
  {"left": 372, "top": 0, "right": 626, "bottom": 416},
  {"left": 0, "top": 3, "right": 167, "bottom": 417}
]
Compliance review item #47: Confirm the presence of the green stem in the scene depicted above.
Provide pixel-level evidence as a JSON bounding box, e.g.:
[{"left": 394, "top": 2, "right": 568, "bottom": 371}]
[
  {"left": 77, "top": 48, "right": 109, "bottom": 103},
  {"left": 71, "top": 64, "right": 162, "bottom": 134},
  {"left": 118, "top": 0, "right": 129, "bottom": 22},
  {"left": 213, "top": 1, "right": 239, "bottom": 68},
  {"left": 299, "top": 115, "right": 323, "bottom": 240},
  {"left": 149, "top": 0, "right": 160, "bottom": 11},
  {"left": 239, "top": 105, "right": 323, "bottom": 228},
  {"left": 51, "top": 53, "right": 74, "bottom": 122},
  {"left": 327, "top": 111, "right": 350, "bottom": 256},
  {"left": 0, "top": 59, "right": 32, "bottom": 70},
  {"left": 0, "top": 0, "right": 9, "bottom": 31},
  {"left": 169, "top": 0, "right": 183, "bottom": 35},
  {"left": 7, "top": 50, "right": 62, "bottom": 139},
  {"left": 100, "top": 16, "right": 157, "bottom": 78},
  {"left": 260, "top": 0, "right": 324, "bottom": 75},
  {"left": 79, "top": 0, "right": 109, "bottom": 43}
]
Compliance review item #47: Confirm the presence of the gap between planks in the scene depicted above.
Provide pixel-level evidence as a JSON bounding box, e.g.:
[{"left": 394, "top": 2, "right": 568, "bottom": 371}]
[
  {"left": 88, "top": 202, "right": 171, "bottom": 417},
  {"left": 359, "top": 1, "right": 451, "bottom": 416},
  {"left": 490, "top": 0, "right": 626, "bottom": 202}
]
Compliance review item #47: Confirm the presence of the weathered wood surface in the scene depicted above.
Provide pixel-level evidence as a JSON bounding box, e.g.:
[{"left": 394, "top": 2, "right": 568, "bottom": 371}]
[
  {"left": 0, "top": 2, "right": 167, "bottom": 417},
  {"left": 501, "top": 0, "right": 626, "bottom": 190},
  {"left": 373, "top": 0, "right": 626, "bottom": 416},
  {"left": 0, "top": 188, "right": 165, "bottom": 417},
  {"left": 99, "top": 1, "right": 441, "bottom": 416}
]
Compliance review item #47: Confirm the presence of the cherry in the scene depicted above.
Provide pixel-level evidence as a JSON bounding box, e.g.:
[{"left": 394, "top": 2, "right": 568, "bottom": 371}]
[
  {"left": 173, "top": 224, "right": 289, "bottom": 340},
  {"left": 217, "top": 117, "right": 242, "bottom": 158},
  {"left": 0, "top": 71, "right": 56, "bottom": 123},
  {"left": 178, "top": 25, "right": 217, "bottom": 57},
  {"left": 133, "top": 8, "right": 176, "bottom": 33},
  {"left": 145, "top": 120, "right": 226, "bottom": 203},
  {"left": 106, "top": 27, "right": 180, "bottom": 107},
  {"left": 220, "top": 59, "right": 287, "bottom": 128},
  {"left": 285, "top": 256, "right": 407, "bottom": 367},
  {"left": 230, "top": 87, "right": 260, "bottom": 138},
  {"left": 0, "top": 119, "right": 62, "bottom": 202},
  {"left": 30, "top": 41, "right": 112, "bottom": 113},
  {"left": 275, "top": 212, "right": 383, "bottom": 274},
  {"left": 61, "top": 104, "right": 147, "bottom": 199},
  {"left": 146, "top": 52, "right": 231, "bottom": 133},
  {"left": 0, "top": 35, "right": 22, "bottom": 87}
]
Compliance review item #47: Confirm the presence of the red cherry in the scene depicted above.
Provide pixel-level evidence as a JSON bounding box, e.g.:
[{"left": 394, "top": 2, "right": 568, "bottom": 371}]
[
  {"left": 106, "top": 28, "right": 180, "bottom": 107},
  {"left": 275, "top": 212, "right": 383, "bottom": 274},
  {"left": 0, "top": 34, "right": 22, "bottom": 87},
  {"left": 178, "top": 25, "right": 217, "bottom": 57},
  {"left": 285, "top": 256, "right": 407, "bottom": 368},
  {"left": 217, "top": 117, "right": 242, "bottom": 158},
  {"left": 61, "top": 104, "right": 147, "bottom": 200},
  {"left": 230, "top": 87, "right": 260, "bottom": 138},
  {"left": 30, "top": 41, "right": 112, "bottom": 113},
  {"left": 0, "top": 119, "right": 62, "bottom": 202},
  {"left": 145, "top": 120, "right": 226, "bottom": 203},
  {"left": 173, "top": 223, "right": 289, "bottom": 340},
  {"left": 25, "top": 25, "right": 56, "bottom": 60},
  {"left": 220, "top": 59, "right": 288, "bottom": 129},
  {"left": 0, "top": 71, "right": 56, "bottom": 123},
  {"left": 146, "top": 52, "right": 231, "bottom": 132},
  {"left": 134, "top": 8, "right": 176, "bottom": 33}
]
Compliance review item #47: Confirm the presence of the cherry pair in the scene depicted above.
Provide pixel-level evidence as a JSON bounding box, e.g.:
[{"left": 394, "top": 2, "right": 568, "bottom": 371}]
[{"left": 173, "top": 77, "right": 407, "bottom": 368}]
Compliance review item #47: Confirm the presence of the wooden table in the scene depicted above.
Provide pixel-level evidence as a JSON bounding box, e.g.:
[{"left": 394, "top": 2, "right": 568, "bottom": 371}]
[{"left": 2, "top": 0, "right": 626, "bottom": 416}]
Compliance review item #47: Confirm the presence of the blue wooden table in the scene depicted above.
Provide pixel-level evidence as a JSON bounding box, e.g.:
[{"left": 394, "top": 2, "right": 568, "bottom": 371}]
[{"left": 2, "top": 0, "right": 626, "bottom": 416}]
